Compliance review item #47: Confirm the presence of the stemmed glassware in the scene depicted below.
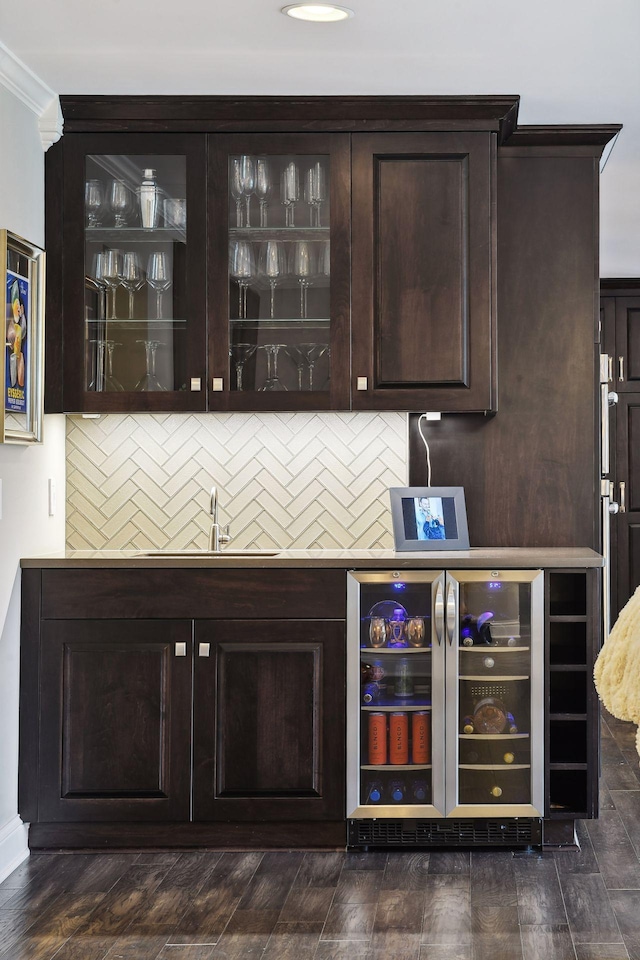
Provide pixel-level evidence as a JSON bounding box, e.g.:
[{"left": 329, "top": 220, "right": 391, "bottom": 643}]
[
  {"left": 259, "top": 343, "right": 288, "bottom": 391},
  {"left": 147, "top": 252, "right": 172, "bottom": 320},
  {"left": 108, "top": 179, "right": 130, "bottom": 228},
  {"left": 259, "top": 240, "right": 287, "bottom": 319},
  {"left": 239, "top": 155, "right": 256, "bottom": 228},
  {"left": 121, "top": 252, "right": 144, "bottom": 319},
  {"left": 135, "top": 340, "right": 165, "bottom": 391},
  {"left": 85, "top": 179, "right": 104, "bottom": 227},
  {"left": 230, "top": 158, "right": 244, "bottom": 228},
  {"left": 298, "top": 342, "right": 329, "bottom": 390},
  {"left": 317, "top": 239, "right": 331, "bottom": 279},
  {"left": 284, "top": 345, "right": 307, "bottom": 391},
  {"left": 230, "top": 240, "right": 254, "bottom": 319},
  {"left": 95, "top": 249, "right": 123, "bottom": 320},
  {"left": 104, "top": 340, "right": 124, "bottom": 391},
  {"left": 305, "top": 162, "right": 327, "bottom": 226},
  {"left": 231, "top": 342, "right": 257, "bottom": 391},
  {"left": 281, "top": 161, "right": 300, "bottom": 227},
  {"left": 291, "top": 241, "right": 314, "bottom": 319},
  {"left": 255, "top": 158, "right": 271, "bottom": 228}
]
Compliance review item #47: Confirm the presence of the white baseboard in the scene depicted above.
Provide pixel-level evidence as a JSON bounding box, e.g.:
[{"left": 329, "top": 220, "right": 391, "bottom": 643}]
[{"left": 0, "top": 816, "right": 29, "bottom": 884}]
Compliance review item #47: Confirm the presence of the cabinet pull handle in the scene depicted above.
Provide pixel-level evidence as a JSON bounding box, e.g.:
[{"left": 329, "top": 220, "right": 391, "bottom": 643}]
[
  {"left": 445, "top": 581, "right": 456, "bottom": 646},
  {"left": 212, "top": 377, "right": 224, "bottom": 392},
  {"left": 619, "top": 356, "right": 625, "bottom": 382},
  {"left": 198, "top": 642, "right": 211, "bottom": 657},
  {"left": 434, "top": 581, "right": 444, "bottom": 646},
  {"left": 175, "top": 642, "right": 187, "bottom": 657},
  {"left": 608, "top": 355, "right": 613, "bottom": 382},
  {"left": 620, "top": 481, "right": 626, "bottom": 514}
]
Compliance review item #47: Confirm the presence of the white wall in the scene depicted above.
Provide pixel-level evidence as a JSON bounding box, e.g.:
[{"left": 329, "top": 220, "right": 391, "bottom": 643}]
[{"left": 0, "top": 85, "right": 66, "bottom": 880}]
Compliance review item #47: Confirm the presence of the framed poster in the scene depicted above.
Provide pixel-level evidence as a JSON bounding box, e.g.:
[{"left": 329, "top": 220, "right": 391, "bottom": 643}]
[
  {"left": 2, "top": 230, "right": 45, "bottom": 443},
  {"left": 389, "top": 486, "right": 470, "bottom": 551}
]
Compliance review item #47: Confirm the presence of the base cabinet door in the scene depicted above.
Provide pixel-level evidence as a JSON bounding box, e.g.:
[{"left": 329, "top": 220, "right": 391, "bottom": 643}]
[
  {"left": 38, "top": 620, "right": 192, "bottom": 822},
  {"left": 193, "top": 619, "right": 345, "bottom": 821}
]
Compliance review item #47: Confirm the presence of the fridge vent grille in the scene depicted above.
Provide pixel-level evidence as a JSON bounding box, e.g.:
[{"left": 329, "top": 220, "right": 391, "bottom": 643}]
[{"left": 348, "top": 818, "right": 540, "bottom": 848}]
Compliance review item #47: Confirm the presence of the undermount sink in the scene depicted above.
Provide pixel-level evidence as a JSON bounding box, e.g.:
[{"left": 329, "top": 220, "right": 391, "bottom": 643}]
[{"left": 140, "top": 549, "right": 280, "bottom": 558}]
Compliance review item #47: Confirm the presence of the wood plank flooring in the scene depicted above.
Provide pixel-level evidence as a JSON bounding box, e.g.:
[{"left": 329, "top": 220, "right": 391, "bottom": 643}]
[{"left": 2, "top": 710, "right": 640, "bottom": 960}]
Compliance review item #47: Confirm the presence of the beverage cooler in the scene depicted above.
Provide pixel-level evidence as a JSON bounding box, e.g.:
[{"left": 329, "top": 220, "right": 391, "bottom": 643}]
[{"left": 347, "top": 571, "right": 544, "bottom": 845}]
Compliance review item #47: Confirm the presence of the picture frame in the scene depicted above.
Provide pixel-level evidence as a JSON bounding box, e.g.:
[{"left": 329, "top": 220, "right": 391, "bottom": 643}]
[
  {"left": 2, "top": 230, "right": 45, "bottom": 444},
  {"left": 389, "top": 486, "right": 470, "bottom": 551}
]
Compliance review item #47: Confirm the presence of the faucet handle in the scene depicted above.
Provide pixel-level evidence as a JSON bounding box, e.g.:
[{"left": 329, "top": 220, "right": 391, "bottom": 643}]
[{"left": 220, "top": 523, "right": 232, "bottom": 545}]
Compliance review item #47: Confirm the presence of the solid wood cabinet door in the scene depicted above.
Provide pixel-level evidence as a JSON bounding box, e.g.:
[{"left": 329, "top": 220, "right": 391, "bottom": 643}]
[
  {"left": 615, "top": 297, "right": 640, "bottom": 393},
  {"left": 193, "top": 620, "right": 345, "bottom": 821},
  {"left": 351, "top": 132, "right": 496, "bottom": 412},
  {"left": 615, "top": 396, "right": 640, "bottom": 615},
  {"left": 38, "top": 620, "right": 192, "bottom": 821}
]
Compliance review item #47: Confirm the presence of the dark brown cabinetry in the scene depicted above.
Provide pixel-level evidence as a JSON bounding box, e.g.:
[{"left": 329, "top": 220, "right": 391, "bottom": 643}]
[
  {"left": 601, "top": 281, "right": 640, "bottom": 618},
  {"left": 45, "top": 96, "right": 527, "bottom": 415},
  {"left": 20, "top": 567, "right": 346, "bottom": 846},
  {"left": 352, "top": 133, "right": 496, "bottom": 412}
]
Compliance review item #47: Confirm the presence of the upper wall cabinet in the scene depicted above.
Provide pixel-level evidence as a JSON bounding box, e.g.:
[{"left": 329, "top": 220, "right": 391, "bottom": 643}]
[
  {"left": 44, "top": 96, "right": 553, "bottom": 414},
  {"left": 351, "top": 133, "right": 496, "bottom": 412}
]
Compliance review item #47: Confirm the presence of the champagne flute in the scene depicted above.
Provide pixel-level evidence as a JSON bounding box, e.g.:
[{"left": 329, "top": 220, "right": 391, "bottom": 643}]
[
  {"left": 104, "top": 340, "right": 124, "bottom": 391},
  {"left": 230, "top": 158, "right": 244, "bottom": 228},
  {"left": 240, "top": 155, "right": 256, "bottom": 228},
  {"left": 255, "top": 157, "right": 271, "bottom": 227},
  {"left": 135, "top": 339, "right": 166, "bottom": 391},
  {"left": 108, "top": 179, "right": 130, "bottom": 228},
  {"left": 281, "top": 161, "right": 300, "bottom": 227},
  {"left": 121, "top": 251, "right": 144, "bottom": 319},
  {"left": 317, "top": 239, "right": 331, "bottom": 278},
  {"left": 305, "top": 162, "right": 327, "bottom": 227},
  {"left": 259, "top": 240, "right": 287, "bottom": 319},
  {"left": 147, "top": 252, "right": 172, "bottom": 320},
  {"left": 259, "top": 343, "right": 288, "bottom": 391},
  {"left": 291, "top": 240, "right": 314, "bottom": 319},
  {"left": 85, "top": 179, "right": 104, "bottom": 227},
  {"left": 229, "top": 240, "right": 254, "bottom": 319},
  {"left": 102, "top": 249, "right": 123, "bottom": 320},
  {"left": 231, "top": 342, "right": 257, "bottom": 391}
]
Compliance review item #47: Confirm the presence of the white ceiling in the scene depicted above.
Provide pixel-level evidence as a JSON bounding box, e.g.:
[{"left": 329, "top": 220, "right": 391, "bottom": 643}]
[{"left": 1, "top": 0, "right": 639, "bottom": 275}]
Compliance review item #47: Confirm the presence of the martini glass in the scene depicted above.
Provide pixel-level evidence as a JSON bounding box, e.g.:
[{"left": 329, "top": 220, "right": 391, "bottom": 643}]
[
  {"left": 284, "top": 345, "right": 307, "bottom": 391},
  {"left": 231, "top": 342, "right": 257, "bottom": 391},
  {"left": 135, "top": 340, "right": 166, "bottom": 391},
  {"left": 259, "top": 343, "right": 288, "bottom": 391},
  {"left": 104, "top": 340, "right": 124, "bottom": 391},
  {"left": 299, "top": 342, "right": 328, "bottom": 391}
]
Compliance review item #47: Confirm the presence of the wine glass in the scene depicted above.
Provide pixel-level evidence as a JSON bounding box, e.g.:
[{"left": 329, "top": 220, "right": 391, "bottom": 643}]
[
  {"left": 298, "top": 342, "right": 328, "bottom": 390},
  {"left": 255, "top": 158, "right": 271, "bottom": 228},
  {"left": 147, "top": 252, "right": 172, "bottom": 320},
  {"left": 259, "top": 240, "right": 287, "bottom": 319},
  {"left": 108, "top": 179, "right": 130, "bottom": 228},
  {"left": 305, "top": 162, "right": 327, "bottom": 227},
  {"left": 85, "top": 179, "right": 104, "bottom": 227},
  {"left": 101, "top": 249, "right": 123, "bottom": 320},
  {"left": 284, "top": 345, "right": 307, "bottom": 391},
  {"left": 259, "top": 343, "right": 288, "bottom": 391},
  {"left": 135, "top": 340, "right": 166, "bottom": 391},
  {"left": 87, "top": 338, "right": 105, "bottom": 391},
  {"left": 291, "top": 241, "right": 314, "bottom": 319},
  {"left": 121, "top": 251, "right": 144, "bottom": 319},
  {"left": 281, "top": 161, "right": 300, "bottom": 227},
  {"left": 230, "top": 158, "right": 244, "bottom": 228},
  {"left": 317, "top": 239, "right": 331, "bottom": 278},
  {"left": 104, "top": 340, "right": 124, "bottom": 391},
  {"left": 229, "top": 241, "right": 254, "bottom": 319},
  {"left": 239, "top": 155, "right": 256, "bottom": 228},
  {"left": 231, "top": 342, "right": 257, "bottom": 391}
]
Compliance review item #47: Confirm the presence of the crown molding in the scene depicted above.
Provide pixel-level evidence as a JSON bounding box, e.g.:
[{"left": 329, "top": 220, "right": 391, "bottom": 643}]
[{"left": 0, "top": 40, "right": 62, "bottom": 150}]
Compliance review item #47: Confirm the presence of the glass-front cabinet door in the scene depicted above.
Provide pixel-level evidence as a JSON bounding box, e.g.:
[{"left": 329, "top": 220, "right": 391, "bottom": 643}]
[
  {"left": 209, "top": 134, "right": 350, "bottom": 410},
  {"left": 62, "top": 134, "right": 206, "bottom": 411},
  {"left": 446, "top": 570, "right": 544, "bottom": 817},
  {"left": 347, "top": 570, "right": 544, "bottom": 821}
]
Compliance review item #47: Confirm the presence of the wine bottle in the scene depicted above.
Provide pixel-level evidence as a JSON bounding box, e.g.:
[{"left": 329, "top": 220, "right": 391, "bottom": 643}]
[
  {"left": 462, "top": 715, "right": 475, "bottom": 734},
  {"left": 506, "top": 711, "right": 518, "bottom": 734}
]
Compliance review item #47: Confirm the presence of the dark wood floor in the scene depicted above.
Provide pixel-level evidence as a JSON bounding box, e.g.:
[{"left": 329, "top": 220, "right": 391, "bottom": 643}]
[{"left": 2, "top": 710, "right": 640, "bottom": 960}]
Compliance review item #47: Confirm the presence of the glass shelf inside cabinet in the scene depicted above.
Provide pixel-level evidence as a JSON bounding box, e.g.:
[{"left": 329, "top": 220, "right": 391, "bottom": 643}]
[
  {"left": 228, "top": 153, "right": 332, "bottom": 394},
  {"left": 84, "top": 153, "right": 188, "bottom": 394}
]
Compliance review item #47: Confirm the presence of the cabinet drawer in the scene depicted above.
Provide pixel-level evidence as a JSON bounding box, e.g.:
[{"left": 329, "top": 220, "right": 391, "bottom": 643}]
[{"left": 41, "top": 568, "right": 346, "bottom": 620}]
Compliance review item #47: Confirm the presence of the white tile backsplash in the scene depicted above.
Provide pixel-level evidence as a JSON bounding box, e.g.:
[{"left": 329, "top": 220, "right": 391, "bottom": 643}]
[{"left": 66, "top": 412, "right": 408, "bottom": 550}]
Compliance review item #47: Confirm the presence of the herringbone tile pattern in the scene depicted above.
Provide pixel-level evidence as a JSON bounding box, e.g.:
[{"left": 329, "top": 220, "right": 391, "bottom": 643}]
[{"left": 66, "top": 412, "right": 407, "bottom": 550}]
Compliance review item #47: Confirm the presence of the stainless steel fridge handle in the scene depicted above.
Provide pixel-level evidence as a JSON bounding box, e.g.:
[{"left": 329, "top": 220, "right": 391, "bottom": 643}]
[
  {"left": 601, "top": 383, "right": 611, "bottom": 476},
  {"left": 434, "top": 581, "right": 444, "bottom": 645},
  {"left": 445, "top": 581, "right": 456, "bottom": 646}
]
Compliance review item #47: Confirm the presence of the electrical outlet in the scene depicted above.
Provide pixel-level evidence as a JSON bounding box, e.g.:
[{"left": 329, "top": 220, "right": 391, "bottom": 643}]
[{"left": 48, "top": 478, "right": 56, "bottom": 517}]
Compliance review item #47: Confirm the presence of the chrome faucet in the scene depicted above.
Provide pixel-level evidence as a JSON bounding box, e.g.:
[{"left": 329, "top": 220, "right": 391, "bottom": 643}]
[{"left": 209, "top": 485, "right": 232, "bottom": 552}]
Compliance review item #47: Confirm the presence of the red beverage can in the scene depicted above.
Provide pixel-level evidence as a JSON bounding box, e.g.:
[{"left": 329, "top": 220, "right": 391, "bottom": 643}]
[
  {"left": 412, "top": 711, "right": 431, "bottom": 764},
  {"left": 389, "top": 712, "right": 409, "bottom": 764},
  {"left": 368, "top": 713, "right": 387, "bottom": 765}
]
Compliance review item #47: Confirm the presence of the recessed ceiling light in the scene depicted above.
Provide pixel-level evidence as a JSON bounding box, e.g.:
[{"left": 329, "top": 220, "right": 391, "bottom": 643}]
[{"left": 282, "top": 4, "right": 354, "bottom": 22}]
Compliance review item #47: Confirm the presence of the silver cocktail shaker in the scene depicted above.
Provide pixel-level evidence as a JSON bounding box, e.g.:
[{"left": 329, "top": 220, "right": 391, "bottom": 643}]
[{"left": 139, "top": 168, "right": 159, "bottom": 228}]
